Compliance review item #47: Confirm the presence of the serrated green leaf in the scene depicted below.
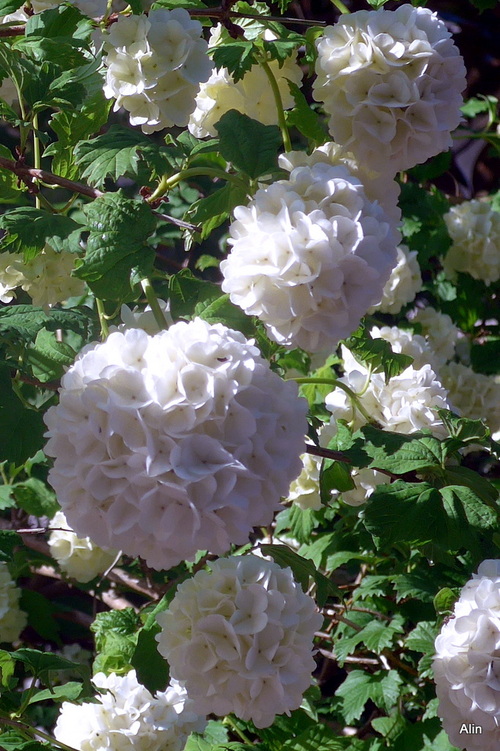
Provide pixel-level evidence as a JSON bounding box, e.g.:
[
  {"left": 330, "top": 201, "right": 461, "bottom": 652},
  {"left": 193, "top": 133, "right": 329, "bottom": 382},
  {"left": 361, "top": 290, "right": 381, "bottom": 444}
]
[
  {"left": 263, "top": 34, "right": 303, "bottom": 64},
  {"left": 211, "top": 42, "right": 256, "bottom": 83},
  {"left": 0, "top": 649, "right": 15, "bottom": 687},
  {"left": 194, "top": 293, "right": 254, "bottom": 336},
  {"left": 215, "top": 110, "right": 281, "bottom": 179},
  {"left": 28, "top": 681, "right": 82, "bottom": 705},
  {"left": 74, "top": 125, "right": 152, "bottom": 188},
  {"left": 0, "top": 530, "right": 23, "bottom": 563},
  {"left": 443, "top": 466, "right": 499, "bottom": 506},
  {"left": 285, "top": 82, "right": 328, "bottom": 146},
  {"left": 320, "top": 459, "right": 354, "bottom": 504},
  {"left": 0, "top": 731, "right": 50, "bottom": 751},
  {"left": 0, "top": 305, "right": 93, "bottom": 344},
  {"left": 27, "top": 328, "right": 76, "bottom": 383},
  {"left": 0, "top": 144, "right": 25, "bottom": 202},
  {"left": 0, "top": 0, "right": 23, "bottom": 14},
  {"left": 281, "top": 723, "right": 351, "bottom": 750},
  {"left": 91, "top": 609, "right": 139, "bottom": 676},
  {"left": 433, "top": 588, "right": 458, "bottom": 615},
  {"left": 335, "top": 670, "right": 403, "bottom": 724},
  {"left": 360, "top": 616, "right": 405, "bottom": 654},
  {"left": 399, "top": 183, "right": 451, "bottom": 270},
  {"left": 13, "top": 477, "right": 58, "bottom": 518},
  {"left": 0, "top": 207, "right": 82, "bottom": 258},
  {"left": 437, "top": 409, "right": 490, "bottom": 444},
  {"left": 371, "top": 714, "right": 407, "bottom": 741},
  {"left": 0, "top": 485, "right": 16, "bottom": 511},
  {"left": 13, "top": 648, "right": 81, "bottom": 677},
  {"left": 405, "top": 621, "right": 439, "bottom": 654},
  {"left": 186, "top": 182, "right": 249, "bottom": 240},
  {"left": 440, "top": 484, "right": 497, "bottom": 537},
  {"left": 132, "top": 594, "right": 174, "bottom": 694},
  {"left": 359, "top": 425, "right": 446, "bottom": 474},
  {"left": 393, "top": 571, "right": 439, "bottom": 603},
  {"left": 346, "top": 327, "right": 413, "bottom": 383},
  {"left": 168, "top": 269, "right": 221, "bottom": 321},
  {"left": 276, "top": 504, "right": 316, "bottom": 545}
]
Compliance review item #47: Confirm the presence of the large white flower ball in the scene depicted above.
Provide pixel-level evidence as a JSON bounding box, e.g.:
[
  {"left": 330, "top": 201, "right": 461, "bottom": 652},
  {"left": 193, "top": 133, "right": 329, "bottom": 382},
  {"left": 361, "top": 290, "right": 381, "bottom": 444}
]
[
  {"left": 443, "top": 200, "right": 500, "bottom": 286},
  {"left": 102, "top": 9, "right": 213, "bottom": 133},
  {"left": 0, "top": 563, "right": 27, "bottom": 643},
  {"left": 440, "top": 362, "right": 500, "bottom": 435},
  {"left": 155, "top": 555, "right": 322, "bottom": 728},
  {"left": 54, "top": 670, "right": 206, "bottom": 751},
  {"left": 370, "top": 245, "right": 423, "bottom": 314},
  {"left": 433, "top": 560, "right": 500, "bottom": 750},
  {"left": 313, "top": 6, "right": 466, "bottom": 174},
  {"left": 409, "top": 306, "right": 460, "bottom": 366},
  {"left": 44, "top": 319, "right": 307, "bottom": 570},
  {"left": 221, "top": 158, "right": 397, "bottom": 353},
  {"left": 48, "top": 511, "right": 119, "bottom": 583}
]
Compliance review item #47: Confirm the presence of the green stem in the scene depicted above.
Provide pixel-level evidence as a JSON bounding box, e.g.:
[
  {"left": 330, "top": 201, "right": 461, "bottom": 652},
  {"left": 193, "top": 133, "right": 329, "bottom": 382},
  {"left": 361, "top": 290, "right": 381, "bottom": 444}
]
[
  {"left": 330, "top": 0, "right": 350, "bottom": 13},
  {"left": 96, "top": 298, "right": 109, "bottom": 340},
  {"left": 140, "top": 278, "right": 169, "bottom": 331},
  {"left": 149, "top": 167, "right": 248, "bottom": 202},
  {"left": 258, "top": 55, "right": 292, "bottom": 153},
  {"left": 32, "top": 112, "right": 41, "bottom": 210},
  {"left": 223, "top": 715, "right": 253, "bottom": 745},
  {"left": 289, "top": 377, "right": 372, "bottom": 424},
  {"left": 0, "top": 712, "right": 78, "bottom": 751}
]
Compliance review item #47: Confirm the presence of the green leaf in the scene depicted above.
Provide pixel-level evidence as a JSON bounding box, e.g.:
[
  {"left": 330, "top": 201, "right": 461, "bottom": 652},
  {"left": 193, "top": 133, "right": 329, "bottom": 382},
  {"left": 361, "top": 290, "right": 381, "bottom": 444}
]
[
  {"left": 359, "top": 616, "right": 404, "bottom": 654},
  {"left": 260, "top": 543, "right": 338, "bottom": 605},
  {"left": 132, "top": 595, "right": 174, "bottom": 694},
  {"left": 168, "top": 269, "right": 221, "bottom": 321},
  {"left": 28, "top": 681, "right": 82, "bottom": 705},
  {"left": 215, "top": 110, "right": 281, "bottom": 179},
  {"left": 0, "top": 367, "right": 45, "bottom": 466},
  {"left": 359, "top": 425, "right": 446, "bottom": 474},
  {"left": 275, "top": 504, "right": 316, "bottom": 545},
  {"left": 0, "top": 649, "right": 16, "bottom": 687},
  {"left": 74, "top": 125, "right": 152, "bottom": 188},
  {"left": 0, "top": 485, "right": 16, "bottom": 511},
  {"left": 320, "top": 459, "right": 354, "bottom": 504},
  {"left": 211, "top": 42, "right": 256, "bottom": 83},
  {"left": 24, "top": 4, "right": 90, "bottom": 40},
  {"left": 0, "top": 207, "right": 82, "bottom": 258},
  {"left": 20, "top": 589, "right": 61, "bottom": 643},
  {"left": 13, "top": 477, "right": 59, "bottom": 518},
  {"left": 405, "top": 621, "right": 439, "bottom": 654},
  {"left": 346, "top": 326, "right": 414, "bottom": 382},
  {"left": 443, "top": 466, "right": 499, "bottom": 506},
  {"left": 437, "top": 410, "right": 490, "bottom": 445},
  {"left": 13, "top": 648, "right": 82, "bottom": 680},
  {"left": 186, "top": 182, "right": 249, "bottom": 240},
  {"left": 0, "top": 305, "right": 94, "bottom": 344},
  {"left": 433, "top": 588, "right": 458, "bottom": 615},
  {"left": 0, "top": 530, "right": 23, "bottom": 563},
  {"left": 0, "top": 145, "right": 25, "bottom": 203},
  {"left": 194, "top": 293, "right": 255, "bottom": 336},
  {"left": 439, "top": 484, "right": 497, "bottom": 539},
  {"left": 285, "top": 83, "right": 329, "bottom": 146},
  {"left": 26, "top": 328, "right": 76, "bottom": 383},
  {"left": 263, "top": 34, "right": 304, "bottom": 64},
  {"left": 281, "top": 723, "right": 354, "bottom": 750},
  {"left": 335, "top": 670, "right": 403, "bottom": 724},
  {"left": 408, "top": 151, "right": 452, "bottom": 183},
  {"left": 91, "top": 609, "right": 139, "bottom": 676},
  {"left": 0, "top": 0, "right": 23, "bottom": 14},
  {"left": 0, "top": 731, "right": 50, "bottom": 751}
]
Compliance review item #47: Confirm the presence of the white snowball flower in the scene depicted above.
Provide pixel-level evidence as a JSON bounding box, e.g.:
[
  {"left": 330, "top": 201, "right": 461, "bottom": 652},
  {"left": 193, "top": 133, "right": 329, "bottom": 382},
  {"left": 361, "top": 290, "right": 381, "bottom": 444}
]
[
  {"left": 433, "top": 560, "right": 500, "bottom": 751},
  {"left": 287, "top": 453, "right": 321, "bottom": 511},
  {"left": 443, "top": 200, "right": 500, "bottom": 286},
  {"left": 48, "top": 511, "right": 119, "bottom": 583},
  {"left": 313, "top": 6, "right": 466, "bottom": 174},
  {"left": 155, "top": 554, "right": 322, "bottom": 728},
  {"left": 54, "top": 670, "right": 206, "bottom": 751},
  {"left": 116, "top": 300, "right": 173, "bottom": 335},
  {"left": 369, "top": 245, "right": 422, "bottom": 314},
  {"left": 1, "top": 0, "right": 106, "bottom": 21},
  {"left": 0, "top": 563, "right": 27, "bottom": 643},
  {"left": 44, "top": 319, "right": 307, "bottom": 571},
  {"left": 20, "top": 246, "right": 85, "bottom": 308},
  {"left": 0, "top": 252, "right": 25, "bottom": 303},
  {"left": 337, "top": 466, "right": 386, "bottom": 507},
  {"left": 188, "top": 25, "right": 302, "bottom": 138},
  {"left": 410, "top": 306, "right": 460, "bottom": 366},
  {"left": 369, "top": 324, "right": 438, "bottom": 370},
  {"left": 221, "top": 158, "right": 397, "bottom": 353},
  {"left": 102, "top": 10, "right": 212, "bottom": 133},
  {"left": 440, "top": 362, "right": 500, "bottom": 435}
]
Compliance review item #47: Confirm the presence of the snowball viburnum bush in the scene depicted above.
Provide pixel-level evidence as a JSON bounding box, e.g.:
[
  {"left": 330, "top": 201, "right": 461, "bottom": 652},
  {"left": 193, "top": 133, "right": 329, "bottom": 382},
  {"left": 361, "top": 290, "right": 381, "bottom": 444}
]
[
  {"left": 155, "top": 554, "right": 322, "bottom": 728},
  {"left": 443, "top": 199, "right": 500, "bottom": 286},
  {"left": 313, "top": 5, "right": 467, "bottom": 174},
  {"left": 48, "top": 511, "right": 119, "bottom": 583},
  {"left": 0, "top": 247, "right": 84, "bottom": 307},
  {"left": 369, "top": 245, "right": 422, "bottom": 314},
  {"left": 43, "top": 319, "right": 307, "bottom": 570},
  {"left": 54, "top": 670, "right": 206, "bottom": 751}
]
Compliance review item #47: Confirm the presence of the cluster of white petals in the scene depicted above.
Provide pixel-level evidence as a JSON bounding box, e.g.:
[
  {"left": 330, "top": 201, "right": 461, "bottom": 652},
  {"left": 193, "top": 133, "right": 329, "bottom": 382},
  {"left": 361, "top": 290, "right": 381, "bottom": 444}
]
[
  {"left": 336, "top": 467, "right": 386, "bottom": 507},
  {"left": 443, "top": 200, "right": 500, "bottom": 286},
  {"left": 116, "top": 300, "right": 173, "bottom": 335},
  {"left": 370, "top": 324, "right": 437, "bottom": 370},
  {"left": 1, "top": 0, "right": 107, "bottom": 22},
  {"left": 44, "top": 319, "right": 307, "bottom": 570},
  {"left": 155, "top": 555, "right": 322, "bottom": 728},
  {"left": 433, "top": 560, "right": 500, "bottom": 751},
  {"left": 370, "top": 245, "right": 422, "bottom": 314},
  {"left": 325, "top": 345, "right": 451, "bottom": 436},
  {"left": 409, "top": 306, "right": 460, "bottom": 366},
  {"left": 0, "top": 252, "right": 25, "bottom": 303},
  {"left": 188, "top": 26, "right": 302, "bottom": 138},
  {"left": 0, "top": 563, "right": 27, "bottom": 643},
  {"left": 313, "top": 6, "right": 466, "bottom": 174},
  {"left": 20, "top": 246, "right": 85, "bottom": 308},
  {"left": 440, "top": 362, "right": 500, "bottom": 435},
  {"left": 48, "top": 511, "right": 119, "bottom": 583},
  {"left": 102, "top": 10, "right": 212, "bottom": 133},
  {"left": 287, "top": 453, "right": 322, "bottom": 511},
  {"left": 221, "top": 152, "right": 397, "bottom": 353},
  {"left": 54, "top": 669, "right": 206, "bottom": 751}
]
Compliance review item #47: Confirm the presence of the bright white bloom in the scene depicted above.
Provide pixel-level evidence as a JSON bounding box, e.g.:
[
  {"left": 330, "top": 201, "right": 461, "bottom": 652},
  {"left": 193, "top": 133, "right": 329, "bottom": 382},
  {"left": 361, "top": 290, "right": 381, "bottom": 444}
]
[
  {"left": 102, "top": 10, "right": 212, "bottom": 133},
  {"left": 287, "top": 453, "right": 321, "bottom": 511},
  {"left": 443, "top": 200, "right": 500, "bottom": 286},
  {"left": 370, "top": 245, "right": 422, "bottom": 314},
  {"left": 0, "top": 252, "right": 25, "bottom": 303},
  {"left": 410, "top": 306, "right": 460, "bottom": 366},
  {"left": 54, "top": 670, "right": 206, "bottom": 751},
  {"left": 433, "top": 560, "right": 500, "bottom": 751},
  {"left": 117, "top": 300, "right": 173, "bottom": 334},
  {"left": 44, "top": 319, "right": 307, "bottom": 571},
  {"left": 325, "top": 345, "right": 451, "bottom": 436},
  {"left": 155, "top": 555, "right": 322, "bottom": 728},
  {"left": 337, "top": 466, "right": 386, "bottom": 507},
  {"left": 1, "top": 0, "right": 106, "bottom": 21},
  {"left": 370, "top": 324, "right": 438, "bottom": 370},
  {"left": 0, "top": 247, "right": 84, "bottom": 307},
  {"left": 48, "top": 511, "right": 119, "bottom": 583},
  {"left": 221, "top": 158, "right": 397, "bottom": 353},
  {"left": 440, "top": 362, "right": 500, "bottom": 435},
  {"left": 0, "top": 563, "right": 27, "bottom": 643},
  {"left": 313, "top": 6, "right": 466, "bottom": 174},
  {"left": 188, "top": 25, "right": 302, "bottom": 138}
]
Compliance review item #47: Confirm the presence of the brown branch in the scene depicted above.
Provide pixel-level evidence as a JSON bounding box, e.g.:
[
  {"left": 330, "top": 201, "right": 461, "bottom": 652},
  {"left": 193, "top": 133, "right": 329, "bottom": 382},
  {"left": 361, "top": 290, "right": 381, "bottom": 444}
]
[
  {"left": 0, "top": 155, "right": 103, "bottom": 199},
  {"left": 188, "top": 7, "right": 325, "bottom": 26},
  {"left": 0, "top": 25, "right": 24, "bottom": 37},
  {"left": 305, "top": 444, "right": 352, "bottom": 464}
]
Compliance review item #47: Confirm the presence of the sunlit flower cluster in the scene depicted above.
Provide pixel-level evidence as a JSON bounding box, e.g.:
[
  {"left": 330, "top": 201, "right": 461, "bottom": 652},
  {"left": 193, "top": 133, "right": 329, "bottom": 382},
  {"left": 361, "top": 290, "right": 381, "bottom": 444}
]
[
  {"left": 155, "top": 555, "right": 322, "bottom": 728},
  {"left": 443, "top": 200, "right": 500, "bottom": 286},
  {"left": 335, "top": 467, "right": 386, "bottom": 507},
  {"left": 0, "top": 252, "right": 25, "bottom": 303},
  {"left": 221, "top": 156, "right": 397, "bottom": 352},
  {"left": 48, "top": 511, "right": 119, "bottom": 583},
  {"left": 54, "top": 669, "right": 206, "bottom": 751},
  {"left": 0, "top": 247, "right": 84, "bottom": 308},
  {"left": 287, "top": 453, "right": 322, "bottom": 511},
  {"left": 409, "top": 306, "right": 460, "bottom": 366},
  {"left": 433, "top": 560, "right": 500, "bottom": 751},
  {"left": 102, "top": 9, "right": 212, "bottom": 133},
  {"left": 44, "top": 319, "right": 307, "bottom": 570},
  {"left": 313, "top": 5, "right": 466, "bottom": 174},
  {"left": 370, "top": 245, "right": 422, "bottom": 314},
  {"left": 0, "top": 563, "right": 27, "bottom": 643}
]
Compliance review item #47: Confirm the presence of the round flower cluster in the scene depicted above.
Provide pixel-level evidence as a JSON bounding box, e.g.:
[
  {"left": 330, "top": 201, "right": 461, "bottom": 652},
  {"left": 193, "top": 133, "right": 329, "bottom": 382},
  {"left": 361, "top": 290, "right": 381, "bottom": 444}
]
[
  {"left": 0, "top": 247, "right": 85, "bottom": 308},
  {"left": 325, "top": 345, "right": 451, "bottom": 437},
  {"left": 221, "top": 158, "right": 397, "bottom": 353},
  {"left": 188, "top": 26, "right": 302, "bottom": 138},
  {"left": 336, "top": 467, "right": 386, "bottom": 507},
  {"left": 0, "top": 562, "right": 27, "bottom": 643},
  {"left": 370, "top": 324, "right": 437, "bottom": 371},
  {"left": 54, "top": 669, "right": 206, "bottom": 751},
  {"left": 115, "top": 300, "right": 172, "bottom": 335},
  {"left": 409, "top": 306, "right": 460, "bottom": 366},
  {"left": 443, "top": 200, "right": 500, "bottom": 286},
  {"left": 155, "top": 555, "right": 322, "bottom": 728},
  {"left": 313, "top": 5, "right": 466, "bottom": 174},
  {"left": 0, "top": 252, "right": 25, "bottom": 303},
  {"left": 370, "top": 245, "right": 423, "bottom": 314},
  {"left": 440, "top": 362, "right": 500, "bottom": 435},
  {"left": 48, "top": 511, "right": 119, "bottom": 583},
  {"left": 102, "top": 9, "right": 213, "bottom": 133},
  {"left": 44, "top": 319, "right": 307, "bottom": 571},
  {"left": 287, "top": 453, "right": 322, "bottom": 511},
  {"left": 433, "top": 560, "right": 500, "bottom": 751},
  {"left": 1, "top": 0, "right": 107, "bottom": 23}
]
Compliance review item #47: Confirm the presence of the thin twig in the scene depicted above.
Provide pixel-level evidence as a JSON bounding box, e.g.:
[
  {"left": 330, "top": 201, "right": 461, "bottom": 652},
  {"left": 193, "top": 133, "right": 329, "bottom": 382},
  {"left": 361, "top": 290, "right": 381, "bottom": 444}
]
[
  {"left": 153, "top": 211, "right": 200, "bottom": 231},
  {"left": 305, "top": 444, "right": 352, "bottom": 464},
  {"left": 0, "top": 155, "right": 103, "bottom": 199}
]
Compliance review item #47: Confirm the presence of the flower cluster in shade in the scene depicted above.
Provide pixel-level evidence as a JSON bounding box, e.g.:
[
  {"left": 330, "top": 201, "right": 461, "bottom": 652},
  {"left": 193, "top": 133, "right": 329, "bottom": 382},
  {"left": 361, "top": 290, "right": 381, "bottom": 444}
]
[
  {"left": 155, "top": 555, "right": 322, "bottom": 728},
  {"left": 101, "top": 9, "right": 213, "bottom": 133},
  {"left": 286, "top": 453, "right": 322, "bottom": 511},
  {"left": 443, "top": 200, "right": 500, "bottom": 286},
  {"left": 54, "top": 669, "right": 206, "bottom": 751},
  {"left": 221, "top": 145, "right": 398, "bottom": 353},
  {"left": 0, "top": 247, "right": 84, "bottom": 307},
  {"left": 313, "top": 5, "right": 466, "bottom": 175},
  {"left": 440, "top": 362, "right": 500, "bottom": 436},
  {"left": 48, "top": 511, "right": 119, "bottom": 583},
  {"left": 44, "top": 319, "right": 307, "bottom": 571},
  {"left": 408, "top": 306, "right": 460, "bottom": 366},
  {"left": 188, "top": 25, "right": 302, "bottom": 138},
  {"left": 369, "top": 244, "right": 423, "bottom": 314},
  {"left": 433, "top": 560, "right": 500, "bottom": 751},
  {"left": 0, "top": 563, "right": 27, "bottom": 643}
]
